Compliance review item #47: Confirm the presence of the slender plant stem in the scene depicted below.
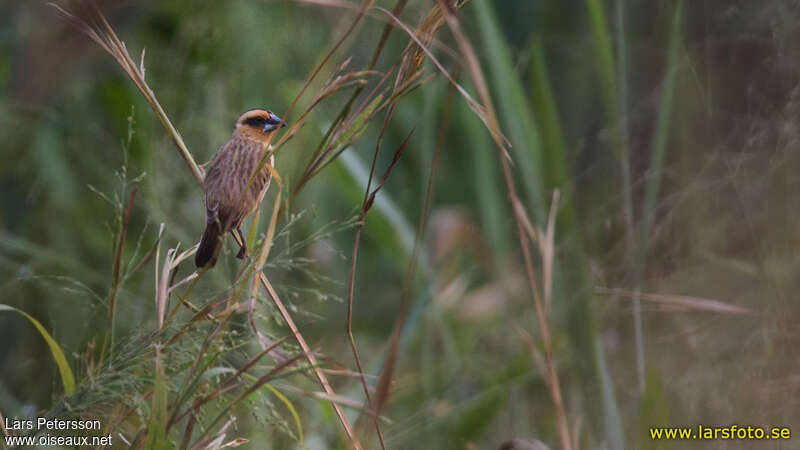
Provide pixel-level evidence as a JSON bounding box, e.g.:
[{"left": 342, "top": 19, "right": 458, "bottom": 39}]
[
  {"left": 259, "top": 273, "right": 362, "bottom": 449},
  {"left": 632, "top": 0, "right": 683, "bottom": 396},
  {"left": 434, "top": 1, "right": 573, "bottom": 448}
]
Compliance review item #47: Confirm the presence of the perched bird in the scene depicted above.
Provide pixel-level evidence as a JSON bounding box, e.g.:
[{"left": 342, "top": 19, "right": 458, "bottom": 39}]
[{"left": 195, "top": 109, "right": 286, "bottom": 268}]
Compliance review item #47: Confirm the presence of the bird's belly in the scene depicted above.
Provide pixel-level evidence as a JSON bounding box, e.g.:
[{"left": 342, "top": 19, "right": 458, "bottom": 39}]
[{"left": 222, "top": 170, "right": 270, "bottom": 226}]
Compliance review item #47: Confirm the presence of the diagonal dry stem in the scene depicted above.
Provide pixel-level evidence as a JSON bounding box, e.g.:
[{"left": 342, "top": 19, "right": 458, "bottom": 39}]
[
  {"left": 259, "top": 273, "right": 362, "bottom": 449},
  {"left": 50, "top": 2, "right": 204, "bottom": 185}
]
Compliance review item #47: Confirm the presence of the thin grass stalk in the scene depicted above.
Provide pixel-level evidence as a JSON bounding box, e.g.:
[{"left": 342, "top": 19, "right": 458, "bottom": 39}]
[
  {"left": 542, "top": 191, "right": 559, "bottom": 315},
  {"left": 280, "top": 0, "right": 375, "bottom": 125},
  {"left": 179, "top": 413, "right": 196, "bottom": 450},
  {"left": 583, "top": 0, "right": 642, "bottom": 400},
  {"left": 166, "top": 319, "right": 228, "bottom": 431},
  {"left": 123, "top": 233, "right": 165, "bottom": 283},
  {"left": 433, "top": 1, "right": 573, "bottom": 448},
  {"left": 170, "top": 336, "right": 292, "bottom": 427},
  {"left": 189, "top": 353, "right": 304, "bottom": 448},
  {"left": 585, "top": 0, "right": 634, "bottom": 258},
  {"left": 596, "top": 0, "right": 644, "bottom": 398},
  {"left": 289, "top": 0, "right": 407, "bottom": 203},
  {"left": 259, "top": 273, "right": 362, "bottom": 449},
  {"left": 585, "top": 0, "right": 641, "bottom": 398},
  {"left": 513, "top": 196, "right": 571, "bottom": 450},
  {"left": 152, "top": 223, "right": 164, "bottom": 323},
  {"left": 344, "top": 120, "right": 414, "bottom": 450},
  {"left": 155, "top": 250, "right": 173, "bottom": 331},
  {"left": 374, "top": 6, "right": 504, "bottom": 151},
  {"left": 50, "top": 3, "right": 204, "bottom": 185},
  {"left": 595, "top": 287, "right": 754, "bottom": 315},
  {"left": 146, "top": 343, "right": 168, "bottom": 449},
  {"left": 279, "top": 0, "right": 454, "bottom": 230},
  {"left": 338, "top": 6, "right": 447, "bottom": 440},
  {"left": 637, "top": 2, "right": 683, "bottom": 278},
  {"left": 369, "top": 82, "right": 454, "bottom": 431},
  {"left": 473, "top": 2, "right": 544, "bottom": 221},
  {"left": 286, "top": 65, "right": 393, "bottom": 213},
  {"left": 344, "top": 214, "right": 381, "bottom": 446},
  {"left": 247, "top": 178, "right": 285, "bottom": 351},
  {"left": 631, "top": 3, "right": 683, "bottom": 395},
  {"left": 609, "top": 0, "right": 645, "bottom": 402},
  {"left": 529, "top": 41, "right": 568, "bottom": 193},
  {"left": 526, "top": 4, "right": 624, "bottom": 446},
  {"left": 149, "top": 237, "right": 177, "bottom": 448},
  {"left": 275, "top": 384, "right": 388, "bottom": 418},
  {"left": 246, "top": 205, "right": 262, "bottom": 265},
  {"left": 103, "top": 187, "right": 137, "bottom": 362},
  {"left": 613, "top": 0, "right": 632, "bottom": 257}
]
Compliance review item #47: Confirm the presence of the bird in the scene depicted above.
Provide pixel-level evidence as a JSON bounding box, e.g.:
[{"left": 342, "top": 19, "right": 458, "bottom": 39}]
[{"left": 195, "top": 108, "right": 286, "bottom": 268}]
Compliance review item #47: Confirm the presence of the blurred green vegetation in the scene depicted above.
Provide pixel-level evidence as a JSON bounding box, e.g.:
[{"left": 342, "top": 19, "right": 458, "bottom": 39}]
[{"left": 2, "top": 0, "right": 800, "bottom": 449}]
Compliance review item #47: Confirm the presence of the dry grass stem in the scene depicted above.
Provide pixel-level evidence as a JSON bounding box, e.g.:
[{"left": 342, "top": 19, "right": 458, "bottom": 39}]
[
  {"left": 433, "top": 1, "right": 572, "bottom": 448},
  {"left": 595, "top": 287, "right": 755, "bottom": 315},
  {"left": 50, "top": 2, "right": 204, "bottom": 185},
  {"left": 260, "top": 273, "right": 363, "bottom": 449}
]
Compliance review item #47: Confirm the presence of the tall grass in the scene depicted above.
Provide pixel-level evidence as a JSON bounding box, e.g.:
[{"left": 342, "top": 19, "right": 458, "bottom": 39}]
[
  {"left": 4, "top": 1, "right": 783, "bottom": 449},
  {"left": 36, "top": 0, "right": 530, "bottom": 448}
]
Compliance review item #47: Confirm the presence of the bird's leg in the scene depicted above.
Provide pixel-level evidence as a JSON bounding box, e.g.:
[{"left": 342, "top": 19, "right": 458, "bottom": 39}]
[{"left": 233, "top": 227, "right": 247, "bottom": 259}]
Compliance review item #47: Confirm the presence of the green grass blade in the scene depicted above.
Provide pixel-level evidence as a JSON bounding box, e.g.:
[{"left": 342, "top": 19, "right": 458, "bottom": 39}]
[
  {"left": 528, "top": 14, "right": 626, "bottom": 450},
  {"left": 265, "top": 384, "right": 305, "bottom": 448},
  {"left": 473, "top": 0, "right": 543, "bottom": 216},
  {"left": 587, "top": 0, "right": 635, "bottom": 256},
  {"left": 631, "top": 1, "right": 683, "bottom": 399},
  {"left": 0, "top": 304, "right": 75, "bottom": 396},
  {"left": 462, "top": 102, "right": 509, "bottom": 257},
  {"left": 614, "top": 0, "right": 632, "bottom": 247},
  {"left": 529, "top": 40, "right": 567, "bottom": 194},
  {"left": 639, "top": 2, "right": 683, "bottom": 263},
  {"left": 585, "top": 0, "right": 617, "bottom": 115}
]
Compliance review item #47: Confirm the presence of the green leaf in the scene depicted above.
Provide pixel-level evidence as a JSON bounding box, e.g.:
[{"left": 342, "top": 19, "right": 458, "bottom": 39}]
[
  {"left": 473, "top": 0, "right": 544, "bottom": 216},
  {"left": 265, "top": 384, "right": 304, "bottom": 448},
  {"left": 0, "top": 304, "right": 76, "bottom": 395}
]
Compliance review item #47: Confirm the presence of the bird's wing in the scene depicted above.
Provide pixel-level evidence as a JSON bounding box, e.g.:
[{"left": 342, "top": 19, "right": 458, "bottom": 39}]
[{"left": 203, "top": 138, "right": 239, "bottom": 226}]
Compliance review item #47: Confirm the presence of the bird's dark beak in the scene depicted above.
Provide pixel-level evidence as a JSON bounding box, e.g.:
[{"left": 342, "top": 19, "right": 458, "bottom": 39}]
[{"left": 264, "top": 112, "right": 286, "bottom": 132}]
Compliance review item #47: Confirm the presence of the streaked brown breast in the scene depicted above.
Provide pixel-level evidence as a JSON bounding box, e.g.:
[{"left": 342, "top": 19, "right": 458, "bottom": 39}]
[{"left": 203, "top": 134, "right": 272, "bottom": 231}]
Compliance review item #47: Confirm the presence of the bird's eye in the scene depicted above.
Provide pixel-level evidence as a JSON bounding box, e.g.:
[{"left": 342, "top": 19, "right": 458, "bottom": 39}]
[{"left": 242, "top": 116, "right": 268, "bottom": 128}]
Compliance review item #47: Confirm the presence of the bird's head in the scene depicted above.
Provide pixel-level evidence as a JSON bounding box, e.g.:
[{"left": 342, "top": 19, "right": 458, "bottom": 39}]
[{"left": 234, "top": 109, "right": 287, "bottom": 142}]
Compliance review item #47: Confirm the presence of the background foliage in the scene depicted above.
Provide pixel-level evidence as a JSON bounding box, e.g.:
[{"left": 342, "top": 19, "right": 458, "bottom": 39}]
[{"left": 1, "top": 0, "right": 798, "bottom": 449}]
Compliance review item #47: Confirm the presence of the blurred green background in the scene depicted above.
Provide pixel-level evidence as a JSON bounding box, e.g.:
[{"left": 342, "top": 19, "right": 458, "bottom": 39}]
[{"left": 2, "top": 0, "right": 799, "bottom": 449}]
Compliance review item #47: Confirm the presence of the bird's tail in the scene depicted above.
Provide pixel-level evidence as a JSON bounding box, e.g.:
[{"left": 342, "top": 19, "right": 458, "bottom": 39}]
[{"left": 195, "top": 221, "right": 222, "bottom": 268}]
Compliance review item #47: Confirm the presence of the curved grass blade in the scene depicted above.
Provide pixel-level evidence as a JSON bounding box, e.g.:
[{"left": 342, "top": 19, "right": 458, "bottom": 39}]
[
  {"left": 264, "top": 384, "right": 305, "bottom": 448},
  {"left": 0, "top": 304, "right": 76, "bottom": 395}
]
